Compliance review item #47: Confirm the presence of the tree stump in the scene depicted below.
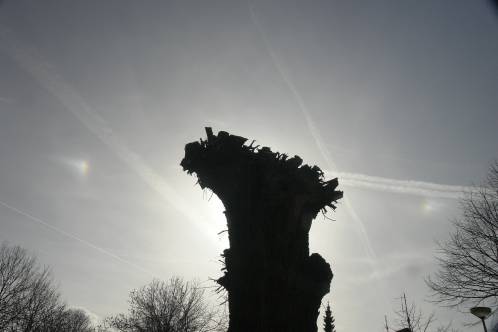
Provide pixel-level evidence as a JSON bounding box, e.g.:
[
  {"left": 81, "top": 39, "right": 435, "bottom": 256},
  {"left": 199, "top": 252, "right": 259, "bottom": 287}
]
[{"left": 181, "top": 128, "right": 343, "bottom": 332}]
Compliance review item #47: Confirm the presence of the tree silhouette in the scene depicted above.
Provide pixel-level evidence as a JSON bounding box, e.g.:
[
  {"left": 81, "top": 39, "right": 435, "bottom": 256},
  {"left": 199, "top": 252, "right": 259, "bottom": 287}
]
[
  {"left": 384, "top": 293, "right": 458, "bottom": 332},
  {"left": 427, "top": 161, "right": 498, "bottom": 308},
  {"left": 181, "top": 128, "right": 343, "bottom": 332},
  {"left": 105, "top": 277, "right": 226, "bottom": 332},
  {"left": 323, "top": 302, "right": 336, "bottom": 332},
  {"left": 0, "top": 242, "right": 95, "bottom": 331}
]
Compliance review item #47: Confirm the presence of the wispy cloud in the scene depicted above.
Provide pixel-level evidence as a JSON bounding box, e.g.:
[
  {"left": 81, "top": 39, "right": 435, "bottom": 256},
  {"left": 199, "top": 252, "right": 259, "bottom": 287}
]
[{"left": 349, "top": 259, "right": 431, "bottom": 285}]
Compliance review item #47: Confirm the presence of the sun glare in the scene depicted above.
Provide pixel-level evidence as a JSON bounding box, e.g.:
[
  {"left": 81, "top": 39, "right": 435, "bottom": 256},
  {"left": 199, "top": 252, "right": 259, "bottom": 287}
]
[
  {"left": 60, "top": 157, "right": 90, "bottom": 177},
  {"left": 205, "top": 195, "right": 230, "bottom": 250},
  {"left": 421, "top": 199, "right": 443, "bottom": 214},
  {"left": 78, "top": 160, "right": 89, "bottom": 176}
]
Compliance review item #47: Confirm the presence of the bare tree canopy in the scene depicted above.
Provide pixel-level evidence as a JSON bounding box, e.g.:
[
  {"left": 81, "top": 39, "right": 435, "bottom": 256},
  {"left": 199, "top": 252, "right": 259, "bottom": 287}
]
[
  {"left": 427, "top": 161, "right": 498, "bottom": 308},
  {"left": 0, "top": 242, "right": 61, "bottom": 330},
  {"left": 0, "top": 242, "right": 96, "bottom": 331},
  {"left": 385, "top": 293, "right": 455, "bottom": 332},
  {"left": 105, "top": 277, "right": 226, "bottom": 332},
  {"left": 59, "top": 309, "right": 96, "bottom": 332}
]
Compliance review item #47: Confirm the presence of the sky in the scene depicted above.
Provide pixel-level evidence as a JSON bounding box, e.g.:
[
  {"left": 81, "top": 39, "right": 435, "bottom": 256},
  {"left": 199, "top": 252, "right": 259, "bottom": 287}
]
[{"left": 0, "top": 1, "right": 497, "bottom": 331}]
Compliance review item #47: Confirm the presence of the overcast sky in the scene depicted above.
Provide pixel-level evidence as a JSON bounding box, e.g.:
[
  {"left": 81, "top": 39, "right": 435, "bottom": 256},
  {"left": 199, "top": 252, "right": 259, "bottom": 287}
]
[{"left": 1, "top": 1, "right": 497, "bottom": 331}]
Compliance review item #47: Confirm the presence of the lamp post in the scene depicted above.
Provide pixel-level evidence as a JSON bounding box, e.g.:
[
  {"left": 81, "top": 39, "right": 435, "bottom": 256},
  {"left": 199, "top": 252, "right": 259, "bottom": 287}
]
[{"left": 471, "top": 307, "right": 492, "bottom": 332}]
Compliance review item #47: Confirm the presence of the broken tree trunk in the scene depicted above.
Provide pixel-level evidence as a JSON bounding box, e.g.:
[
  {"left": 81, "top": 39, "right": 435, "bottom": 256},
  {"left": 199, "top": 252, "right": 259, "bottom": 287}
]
[{"left": 181, "top": 128, "right": 343, "bottom": 332}]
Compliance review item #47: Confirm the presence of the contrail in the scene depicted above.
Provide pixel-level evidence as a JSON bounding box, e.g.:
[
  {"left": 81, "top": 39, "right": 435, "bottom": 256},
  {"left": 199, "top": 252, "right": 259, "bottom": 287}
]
[
  {"left": 1, "top": 21, "right": 479, "bottom": 268},
  {"left": 330, "top": 171, "right": 478, "bottom": 199},
  {"left": 0, "top": 27, "right": 220, "bottom": 247},
  {"left": 0, "top": 199, "right": 155, "bottom": 276},
  {"left": 248, "top": 3, "right": 400, "bottom": 311},
  {"left": 248, "top": 2, "right": 378, "bottom": 263},
  {"left": 247, "top": 6, "right": 478, "bottom": 201}
]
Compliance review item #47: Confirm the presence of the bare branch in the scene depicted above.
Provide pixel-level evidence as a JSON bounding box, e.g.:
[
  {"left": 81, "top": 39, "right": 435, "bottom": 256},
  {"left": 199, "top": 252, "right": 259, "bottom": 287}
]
[
  {"left": 427, "top": 161, "right": 498, "bottom": 309},
  {"left": 106, "top": 277, "right": 227, "bottom": 332}
]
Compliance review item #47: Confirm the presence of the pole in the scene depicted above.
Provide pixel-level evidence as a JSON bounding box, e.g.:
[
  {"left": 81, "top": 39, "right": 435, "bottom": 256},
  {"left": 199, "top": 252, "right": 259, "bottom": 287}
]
[{"left": 481, "top": 318, "right": 488, "bottom": 332}]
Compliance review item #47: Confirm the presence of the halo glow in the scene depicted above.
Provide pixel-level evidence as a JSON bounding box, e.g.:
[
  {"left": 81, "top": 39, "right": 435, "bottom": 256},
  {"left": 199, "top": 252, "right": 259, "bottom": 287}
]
[{"left": 78, "top": 160, "right": 89, "bottom": 175}]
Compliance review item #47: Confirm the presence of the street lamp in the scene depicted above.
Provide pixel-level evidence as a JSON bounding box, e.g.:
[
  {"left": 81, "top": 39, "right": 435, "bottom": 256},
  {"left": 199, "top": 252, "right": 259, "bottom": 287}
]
[{"left": 471, "top": 307, "right": 492, "bottom": 332}]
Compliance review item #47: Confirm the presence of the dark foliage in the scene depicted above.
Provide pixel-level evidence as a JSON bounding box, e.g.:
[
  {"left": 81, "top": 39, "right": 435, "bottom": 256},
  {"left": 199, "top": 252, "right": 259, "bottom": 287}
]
[{"left": 323, "top": 302, "right": 335, "bottom": 332}]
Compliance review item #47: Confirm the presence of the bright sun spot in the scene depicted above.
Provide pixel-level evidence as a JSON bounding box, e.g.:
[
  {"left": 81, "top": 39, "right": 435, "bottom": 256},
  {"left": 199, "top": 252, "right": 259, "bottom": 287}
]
[
  {"left": 61, "top": 158, "right": 90, "bottom": 177},
  {"left": 205, "top": 195, "right": 229, "bottom": 250},
  {"left": 421, "top": 198, "right": 444, "bottom": 214},
  {"left": 77, "top": 160, "right": 89, "bottom": 176},
  {"left": 422, "top": 200, "right": 434, "bottom": 213}
]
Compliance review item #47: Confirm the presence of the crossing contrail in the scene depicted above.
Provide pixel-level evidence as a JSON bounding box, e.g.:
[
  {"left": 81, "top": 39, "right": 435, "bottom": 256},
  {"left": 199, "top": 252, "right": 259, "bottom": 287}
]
[
  {"left": 247, "top": 4, "right": 479, "bottom": 200},
  {"left": 248, "top": 2, "right": 378, "bottom": 264},
  {"left": 0, "top": 199, "right": 155, "bottom": 276},
  {"left": 247, "top": 5, "right": 491, "bottom": 312},
  {"left": 0, "top": 22, "right": 479, "bottom": 266},
  {"left": 0, "top": 27, "right": 220, "bottom": 247}
]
